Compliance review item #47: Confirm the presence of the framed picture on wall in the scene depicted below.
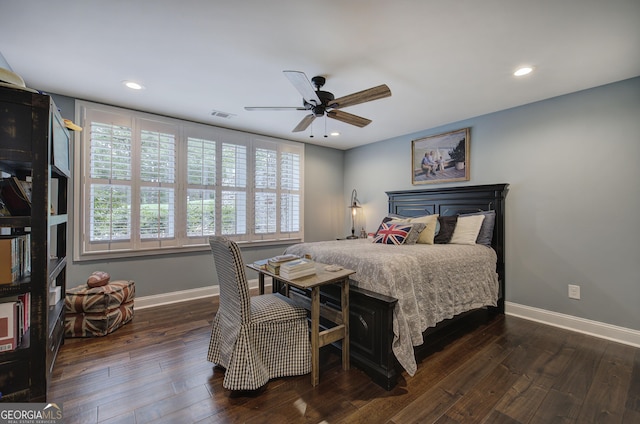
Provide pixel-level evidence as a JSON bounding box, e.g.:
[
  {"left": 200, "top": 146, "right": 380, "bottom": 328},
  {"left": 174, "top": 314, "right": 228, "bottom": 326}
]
[{"left": 411, "top": 127, "right": 470, "bottom": 185}]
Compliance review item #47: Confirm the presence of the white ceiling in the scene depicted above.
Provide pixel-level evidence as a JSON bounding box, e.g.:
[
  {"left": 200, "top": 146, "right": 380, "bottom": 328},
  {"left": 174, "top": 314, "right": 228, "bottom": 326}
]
[{"left": 1, "top": 0, "right": 639, "bottom": 150}]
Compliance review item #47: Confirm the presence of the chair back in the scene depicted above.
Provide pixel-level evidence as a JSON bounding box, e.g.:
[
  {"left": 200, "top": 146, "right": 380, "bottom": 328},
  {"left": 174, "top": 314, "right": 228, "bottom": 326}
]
[{"left": 209, "top": 236, "right": 251, "bottom": 325}]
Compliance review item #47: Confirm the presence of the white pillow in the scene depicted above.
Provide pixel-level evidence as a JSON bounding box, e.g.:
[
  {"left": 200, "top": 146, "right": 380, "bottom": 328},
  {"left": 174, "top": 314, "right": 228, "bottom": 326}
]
[{"left": 449, "top": 215, "right": 485, "bottom": 245}]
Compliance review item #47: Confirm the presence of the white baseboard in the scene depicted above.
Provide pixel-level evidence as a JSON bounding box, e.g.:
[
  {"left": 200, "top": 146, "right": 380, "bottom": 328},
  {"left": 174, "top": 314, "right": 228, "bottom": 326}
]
[
  {"left": 136, "top": 292, "right": 639, "bottom": 349},
  {"left": 135, "top": 279, "right": 268, "bottom": 310},
  {"left": 505, "top": 301, "right": 640, "bottom": 348}
]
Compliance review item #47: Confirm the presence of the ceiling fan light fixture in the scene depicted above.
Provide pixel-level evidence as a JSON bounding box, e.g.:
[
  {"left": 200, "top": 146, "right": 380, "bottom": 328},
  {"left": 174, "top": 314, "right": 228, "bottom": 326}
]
[
  {"left": 123, "top": 80, "right": 145, "bottom": 90},
  {"left": 514, "top": 66, "right": 534, "bottom": 77},
  {"left": 330, "top": 132, "right": 340, "bottom": 136}
]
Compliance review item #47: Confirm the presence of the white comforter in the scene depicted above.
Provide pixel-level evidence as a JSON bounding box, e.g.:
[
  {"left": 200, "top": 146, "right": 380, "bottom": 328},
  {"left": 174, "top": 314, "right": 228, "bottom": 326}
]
[{"left": 285, "top": 239, "right": 499, "bottom": 376}]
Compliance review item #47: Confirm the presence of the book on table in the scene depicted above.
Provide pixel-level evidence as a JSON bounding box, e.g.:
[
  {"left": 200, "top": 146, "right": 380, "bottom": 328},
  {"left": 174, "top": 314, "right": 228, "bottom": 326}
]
[
  {"left": 268, "top": 254, "right": 298, "bottom": 264},
  {"left": 252, "top": 258, "right": 269, "bottom": 270},
  {"left": 261, "top": 254, "right": 299, "bottom": 275},
  {"left": 280, "top": 258, "right": 316, "bottom": 279}
]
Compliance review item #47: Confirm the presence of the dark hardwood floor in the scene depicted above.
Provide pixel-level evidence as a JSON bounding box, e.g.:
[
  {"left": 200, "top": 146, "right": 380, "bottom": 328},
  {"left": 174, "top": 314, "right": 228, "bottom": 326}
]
[{"left": 50, "top": 294, "right": 640, "bottom": 423}]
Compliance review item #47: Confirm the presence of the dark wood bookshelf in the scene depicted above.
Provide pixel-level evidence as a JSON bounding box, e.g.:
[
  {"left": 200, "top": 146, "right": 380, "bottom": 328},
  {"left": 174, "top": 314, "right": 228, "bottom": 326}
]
[{"left": 0, "top": 84, "right": 70, "bottom": 401}]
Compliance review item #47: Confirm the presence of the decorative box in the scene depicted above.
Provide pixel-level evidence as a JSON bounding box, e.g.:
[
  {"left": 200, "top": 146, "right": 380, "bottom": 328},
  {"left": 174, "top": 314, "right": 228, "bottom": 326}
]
[{"left": 64, "top": 280, "right": 135, "bottom": 337}]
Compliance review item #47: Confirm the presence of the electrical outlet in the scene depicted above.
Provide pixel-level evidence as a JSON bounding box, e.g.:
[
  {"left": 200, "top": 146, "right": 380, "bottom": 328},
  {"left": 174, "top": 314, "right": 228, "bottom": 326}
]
[{"left": 568, "top": 284, "right": 581, "bottom": 300}]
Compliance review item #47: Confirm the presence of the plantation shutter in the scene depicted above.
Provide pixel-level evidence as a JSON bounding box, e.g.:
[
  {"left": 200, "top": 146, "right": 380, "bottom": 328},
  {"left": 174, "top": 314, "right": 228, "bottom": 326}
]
[
  {"left": 280, "top": 150, "right": 301, "bottom": 233},
  {"left": 76, "top": 101, "right": 303, "bottom": 260},
  {"left": 83, "top": 109, "right": 134, "bottom": 253},
  {"left": 253, "top": 138, "right": 303, "bottom": 241},
  {"left": 137, "top": 119, "right": 178, "bottom": 249},
  {"left": 185, "top": 136, "right": 217, "bottom": 244},
  {"left": 220, "top": 142, "right": 248, "bottom": 238}
]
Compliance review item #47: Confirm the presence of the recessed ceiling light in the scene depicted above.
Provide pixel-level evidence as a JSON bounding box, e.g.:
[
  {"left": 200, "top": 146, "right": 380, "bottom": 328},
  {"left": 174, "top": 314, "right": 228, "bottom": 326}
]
[
  {"left": 330, "top": 132, "right": 340, "bottom": 136},
  {"left": 123, "top": 80, "right": 145, "bottom": 90},
  {"left": 514, "top": 66, "right": 534, "bottom": 77}
]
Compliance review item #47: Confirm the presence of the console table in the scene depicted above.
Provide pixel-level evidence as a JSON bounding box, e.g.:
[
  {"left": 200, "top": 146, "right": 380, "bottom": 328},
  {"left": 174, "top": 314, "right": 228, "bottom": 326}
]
[{"left": 247, "top": 262, "right": 355, "bottom": 386}]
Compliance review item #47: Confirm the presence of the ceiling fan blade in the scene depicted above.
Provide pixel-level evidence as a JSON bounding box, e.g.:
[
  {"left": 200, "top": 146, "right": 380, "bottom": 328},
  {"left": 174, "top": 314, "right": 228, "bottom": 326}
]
[
  {"left": 245, "top": 106, "right": 308, "bottom": 111},
  {"left": 283, "top": 70, "right": 322, "bottom": 106},
  {"left": 327, "top": 110, "right": 372, "bottom": 128},
  {"left": 329, "top": 84, "right": 391, "bottom": 109},
  {"left": 292, "top": 114, "right": 316, "bottom": 132}
]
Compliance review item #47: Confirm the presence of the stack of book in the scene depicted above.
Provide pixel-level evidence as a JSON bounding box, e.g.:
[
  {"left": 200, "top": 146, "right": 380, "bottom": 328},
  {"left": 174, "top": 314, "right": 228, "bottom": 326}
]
[
  {"left": 280, "top": 258, "right": 316, "bottom": 279},
  {"left": 254, "top": 254, "right": 299, "bottom": 275}
]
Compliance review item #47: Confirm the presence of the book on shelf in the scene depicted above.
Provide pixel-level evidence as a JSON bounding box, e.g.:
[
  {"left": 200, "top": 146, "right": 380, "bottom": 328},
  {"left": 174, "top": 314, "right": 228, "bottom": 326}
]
[
  {"left": 18, "top": 293, "right": 30, "bottom": 337},
  {"left": 0, "top": 294, "right": 30, "bottom": 352},
  {"left": 17, "top": 178, "right": 32, "bottom": 203},
  {"left": 279, "top": 258, "right": 316, "bottom": 279},
  {"left": 0, "top": 234, "right": 31, "bottom": 284},
  {"left": 0, "top": 301, "right": 19, "bottom": 352},
  {"left": 0, "top": 177, "right": 31, "bottom": 216}
]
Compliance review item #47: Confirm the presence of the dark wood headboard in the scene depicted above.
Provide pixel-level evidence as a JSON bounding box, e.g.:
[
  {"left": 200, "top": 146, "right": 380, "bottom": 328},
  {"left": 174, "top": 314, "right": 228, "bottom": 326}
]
[{"left": 386, "top": 183, "right": 509, "bottom": 310}]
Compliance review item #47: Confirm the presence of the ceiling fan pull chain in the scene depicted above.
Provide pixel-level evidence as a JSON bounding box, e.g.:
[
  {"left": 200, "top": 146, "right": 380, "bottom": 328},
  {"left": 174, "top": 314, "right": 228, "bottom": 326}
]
[
  {"left": 324, "top": 115, "right": 328, "bottom": 138},
  {"left": 309, "top": 121, "right": 314, "bottom": 138}
]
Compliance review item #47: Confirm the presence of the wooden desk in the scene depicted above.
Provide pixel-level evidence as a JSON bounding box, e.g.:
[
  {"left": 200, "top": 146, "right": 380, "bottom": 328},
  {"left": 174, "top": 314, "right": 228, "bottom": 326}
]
[{"left": 247, "top": 262, "right": 354, "bottom": 386}]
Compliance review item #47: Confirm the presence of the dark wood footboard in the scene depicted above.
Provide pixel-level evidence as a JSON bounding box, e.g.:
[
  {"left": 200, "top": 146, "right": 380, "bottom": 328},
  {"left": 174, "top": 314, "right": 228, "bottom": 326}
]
[
  {"left": 274, "top": 279, "right": 503, "bottom": 390},
  {"left": 314, "top": 283, "right": 399, "bottom": 390}
]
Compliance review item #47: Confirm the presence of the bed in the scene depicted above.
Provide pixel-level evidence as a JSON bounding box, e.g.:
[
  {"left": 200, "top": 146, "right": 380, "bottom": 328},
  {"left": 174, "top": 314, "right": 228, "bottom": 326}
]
[{"left": 279, "top": 183, "right": 509, "bottom": 390}]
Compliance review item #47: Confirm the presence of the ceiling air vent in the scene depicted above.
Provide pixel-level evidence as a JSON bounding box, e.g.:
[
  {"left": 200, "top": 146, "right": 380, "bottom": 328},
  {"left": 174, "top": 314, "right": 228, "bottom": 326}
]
[{"left": 211, "top": 109, "right": 236, "bottom": 119}]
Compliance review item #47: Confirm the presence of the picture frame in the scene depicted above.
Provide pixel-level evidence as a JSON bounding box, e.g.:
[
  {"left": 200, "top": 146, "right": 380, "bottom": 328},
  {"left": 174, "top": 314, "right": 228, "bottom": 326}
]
[{"left": 411, "top": 127, "right": 470, "bottom": 185}]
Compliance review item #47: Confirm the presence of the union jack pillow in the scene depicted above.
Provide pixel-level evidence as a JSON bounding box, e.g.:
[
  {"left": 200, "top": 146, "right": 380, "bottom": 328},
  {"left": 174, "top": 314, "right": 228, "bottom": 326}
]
[{"left": 372, "top": 222, "right": 413, "bottom": 245}]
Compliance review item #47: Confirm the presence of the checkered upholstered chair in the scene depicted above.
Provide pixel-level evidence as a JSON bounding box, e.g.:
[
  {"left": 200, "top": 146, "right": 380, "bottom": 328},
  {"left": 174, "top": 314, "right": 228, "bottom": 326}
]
[{"left": 207, "top": 236, "right": 311, "bottom": 390}]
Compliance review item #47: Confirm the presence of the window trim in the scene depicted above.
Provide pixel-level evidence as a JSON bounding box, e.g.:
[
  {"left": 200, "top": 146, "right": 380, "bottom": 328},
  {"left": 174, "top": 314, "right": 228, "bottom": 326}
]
[{"left": 73, "top": 100, "right": 304, "bottom": 261}]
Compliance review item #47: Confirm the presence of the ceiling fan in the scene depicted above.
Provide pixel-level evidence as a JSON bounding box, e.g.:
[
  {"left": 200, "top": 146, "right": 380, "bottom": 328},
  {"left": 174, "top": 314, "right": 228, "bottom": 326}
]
[{"left": 244, "top": 70, "right": 391, "bottom": 134}]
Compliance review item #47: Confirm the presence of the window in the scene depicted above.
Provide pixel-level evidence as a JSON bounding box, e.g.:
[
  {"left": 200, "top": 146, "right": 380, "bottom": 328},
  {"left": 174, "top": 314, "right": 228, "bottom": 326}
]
[{"left": 74, "top": 101, "right": 304, "bottom": 259}]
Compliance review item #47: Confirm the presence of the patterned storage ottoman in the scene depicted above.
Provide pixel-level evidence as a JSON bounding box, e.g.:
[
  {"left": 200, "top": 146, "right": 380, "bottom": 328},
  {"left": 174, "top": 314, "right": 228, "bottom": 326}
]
[{"left": 64, "top": 280, "right": 135, "bottom": 337}]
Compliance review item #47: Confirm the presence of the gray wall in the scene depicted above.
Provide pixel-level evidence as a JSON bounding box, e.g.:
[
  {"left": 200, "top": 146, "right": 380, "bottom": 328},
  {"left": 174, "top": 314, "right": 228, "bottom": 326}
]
[
  {"left": 302, "top": 143, "right": 345, "bottom": 241},
  {"left": 54, "top": 77, "right": 639, "bottom": 330},
  {"left": 344, "top": 77, "right": 640, "bottom": 330}
]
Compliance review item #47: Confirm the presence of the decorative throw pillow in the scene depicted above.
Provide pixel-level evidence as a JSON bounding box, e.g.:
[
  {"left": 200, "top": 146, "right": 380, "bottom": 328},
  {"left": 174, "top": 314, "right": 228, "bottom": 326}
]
[
  {"left": 87, "top": 271, "right": 110, "bottom": 288},
  {"left": 449, "top": 215, "right": 485, "bottom": 245},
  {"left": 434, "top": 216, "right": 458, "bottom": 244},
  {"left": 372, "top": 222, "right": 414, "bottom": 245},
  {"left": 403, "top": 223, "right": 427, "bottom": 245},
  {"left": 388, "top": 222, "right": 426, "bottom": 244},
  {"left": 376, "top": 215, "right": 407, "bottom": 236},
  {"left": 459, "top": 210, "right": 496, "bottom": 246},
  {"left": 397, "top": 214, "right": 439, "bottom": 244}
]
